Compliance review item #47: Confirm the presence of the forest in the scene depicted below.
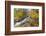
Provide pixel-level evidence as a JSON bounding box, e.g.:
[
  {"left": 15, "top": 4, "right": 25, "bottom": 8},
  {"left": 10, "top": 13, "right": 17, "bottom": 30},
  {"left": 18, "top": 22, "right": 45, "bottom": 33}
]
[{"left": 14, "top": 8, "right": 39, "bottom": 27}]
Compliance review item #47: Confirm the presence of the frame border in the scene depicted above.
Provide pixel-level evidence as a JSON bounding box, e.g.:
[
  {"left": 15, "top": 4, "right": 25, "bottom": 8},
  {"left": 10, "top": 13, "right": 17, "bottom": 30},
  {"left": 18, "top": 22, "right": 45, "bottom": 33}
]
[{"left": 5, "top": 1, "right": 45, "bottom": 35}]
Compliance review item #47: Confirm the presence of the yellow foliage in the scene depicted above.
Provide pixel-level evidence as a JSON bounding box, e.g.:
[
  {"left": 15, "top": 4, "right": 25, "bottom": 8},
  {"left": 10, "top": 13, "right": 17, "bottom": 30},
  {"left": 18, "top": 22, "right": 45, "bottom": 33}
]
[
  {"left": 28, "top": 10, "right": 39, "bottom": 18},
  {"left": 14, "top": 9, "right": 25, "bottom": 21}
]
